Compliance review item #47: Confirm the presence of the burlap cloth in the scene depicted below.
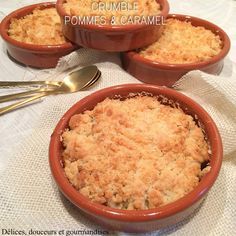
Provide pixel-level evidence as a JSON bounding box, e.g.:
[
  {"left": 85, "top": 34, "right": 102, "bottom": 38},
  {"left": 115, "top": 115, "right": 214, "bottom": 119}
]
[{"left": 0, "top": 48, "right": 235, "bottom": 236}]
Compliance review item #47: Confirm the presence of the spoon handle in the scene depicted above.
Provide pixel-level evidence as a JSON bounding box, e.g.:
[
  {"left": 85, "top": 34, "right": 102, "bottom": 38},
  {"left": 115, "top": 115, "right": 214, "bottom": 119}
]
[
  {"left": 0, "top": 80, "right": 61, "bottom": 88},
  {"left": 0, "top": 93, "right": 47, "bottom": 116},
  {"left": 0, "top": 87, "right": 53, "bottom": 103}
]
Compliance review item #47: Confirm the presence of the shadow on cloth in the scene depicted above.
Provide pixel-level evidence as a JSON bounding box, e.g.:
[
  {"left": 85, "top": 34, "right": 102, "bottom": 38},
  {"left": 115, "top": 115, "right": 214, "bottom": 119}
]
[
  {"left": 59, "top": 192, "right": 115, "bottom": 235},
  {"left": 220, "top": 57, "right": 233, "bottom": 77}
]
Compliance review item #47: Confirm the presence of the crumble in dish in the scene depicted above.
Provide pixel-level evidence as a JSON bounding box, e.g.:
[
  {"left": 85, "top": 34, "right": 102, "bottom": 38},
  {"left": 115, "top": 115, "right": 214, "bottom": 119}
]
[
  {"left": 63, "top": 0, "right": 161, "bottom": 25},
  {"left": 8, "top": 7, "right": 67, "bottom": 45},
  {"left": 62, "top": 96, "right": 210, "bottom": 210},
  {"left": 139, "top": 18, "right": 222, "bottom": 64}
]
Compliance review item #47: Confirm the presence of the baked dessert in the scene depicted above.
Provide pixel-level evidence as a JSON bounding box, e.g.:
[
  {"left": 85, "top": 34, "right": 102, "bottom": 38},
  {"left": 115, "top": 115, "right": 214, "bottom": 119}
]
[
  {"left": 139, "top": 18, "right": 222, "bottom": 64},
  {"left": 8, "top": 7, "right": 67, "bottom": 45},
  {"left": 63, "top": 0, "right": 161, "bottom": 25},
  {"left": 62, "top": 95, "right": 210, "bottom": 210}
]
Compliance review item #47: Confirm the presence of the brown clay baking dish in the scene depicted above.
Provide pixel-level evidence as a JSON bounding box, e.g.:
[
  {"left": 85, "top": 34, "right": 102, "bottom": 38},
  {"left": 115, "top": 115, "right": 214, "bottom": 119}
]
[
  {"left": 49, "top": 84, "right": 223, "bottom": 233},
  {"left": 121, "top": 14, "right": 231, "bottom": 87},
  {"left": 56, "top": 0, "right": 169, "bottom": 52},
  {"left": 0, "top": 2, "right": 76, "bottom": 69}
]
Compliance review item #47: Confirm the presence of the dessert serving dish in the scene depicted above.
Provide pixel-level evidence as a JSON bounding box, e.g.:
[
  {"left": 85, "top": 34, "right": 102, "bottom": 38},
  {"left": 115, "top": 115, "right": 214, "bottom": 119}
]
[
  {"left": 121, "top": 14, "right": 231, "bottom": 86},
  {"left": 56, "top": 0, "right": 169, "bottom": 51},
  {"left": 49, "top": 84, "right": 223, "bottom": 232},
  {"left": 0, "top": 2, "right": 76, "bottom": 68}
]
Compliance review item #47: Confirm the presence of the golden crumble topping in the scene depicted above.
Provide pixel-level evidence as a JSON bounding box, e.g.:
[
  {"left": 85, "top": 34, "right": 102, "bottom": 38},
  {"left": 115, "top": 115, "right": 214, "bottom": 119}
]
[
  {"left": 62, "top": 96, "right": 210, "bottom": 210},
  {"left": 8, "top": 7, "right": 67, "bottom": 45},
  {"left": 63, "top": 0, "right": 161, "bottom": 25},
  {"left": 139, "top": 18, "right": 222, "bottom": 64}
]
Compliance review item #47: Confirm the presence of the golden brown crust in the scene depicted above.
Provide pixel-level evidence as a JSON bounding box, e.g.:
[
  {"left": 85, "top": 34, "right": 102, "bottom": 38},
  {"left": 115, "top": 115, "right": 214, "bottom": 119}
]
[
  {"left": 8, "top": 8, "right": 67, "bottom": 45},
  {"left": 63, "top": 0, "right": 161, "bottom": 25},
  {"left": 139, "top": 18, "right": 222, "bottom": 64},
  {"left": 62, "top": 96, "right": 210, "bottom": 210}
]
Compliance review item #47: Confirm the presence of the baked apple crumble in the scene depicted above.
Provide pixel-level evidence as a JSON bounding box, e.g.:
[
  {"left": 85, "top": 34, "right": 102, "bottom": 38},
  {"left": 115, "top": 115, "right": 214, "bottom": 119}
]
[
  {"left": 139, "top": 18, "right": 222, "bottom": 64},
  {"left": 8, "top": 7, "right": 67, "bottom": 45},
  {"left": 62, "top": 96, "right": 210, "bottom": 210},
  {"left": 63, "top": 0, "right": 161, "bottom": 25}
]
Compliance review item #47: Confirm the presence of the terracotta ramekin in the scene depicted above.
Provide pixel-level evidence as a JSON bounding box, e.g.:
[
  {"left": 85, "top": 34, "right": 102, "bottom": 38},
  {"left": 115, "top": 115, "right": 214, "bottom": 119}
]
[
  {"left": 49, "top": 84, "right": 223, "bottom": 233},
  {"left": 121, "top": 14, "right": 231, "bottom": 87},
  {"left": 56, "top": 0, "right": 169, "bottom": 52},
  {"left": 0, "top": 2, "right": 76, "bottom": 69}
]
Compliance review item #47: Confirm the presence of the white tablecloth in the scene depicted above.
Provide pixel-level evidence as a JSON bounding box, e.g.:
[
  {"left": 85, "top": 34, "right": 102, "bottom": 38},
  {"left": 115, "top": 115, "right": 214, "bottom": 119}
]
[{"left": 0, "top": 1, "right": 236, "bottom": 235}]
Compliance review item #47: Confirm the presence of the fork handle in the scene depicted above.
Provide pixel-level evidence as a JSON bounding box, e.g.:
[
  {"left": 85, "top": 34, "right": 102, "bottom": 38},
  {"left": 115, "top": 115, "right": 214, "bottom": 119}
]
[
  {"left": 0, "top": 81, "right": 60, "bottom": 88},
  {"left": 0, "top": 87, "right": 48, "bottom": 103},
  {"left": 0, "top": 93, "right": 47, "bottom": 116}
]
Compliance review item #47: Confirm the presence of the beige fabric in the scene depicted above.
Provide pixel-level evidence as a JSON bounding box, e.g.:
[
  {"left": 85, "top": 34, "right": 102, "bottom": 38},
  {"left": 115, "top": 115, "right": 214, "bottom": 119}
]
[{"left": 173, "top": 70, "right": 236, "bottom": 156}]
